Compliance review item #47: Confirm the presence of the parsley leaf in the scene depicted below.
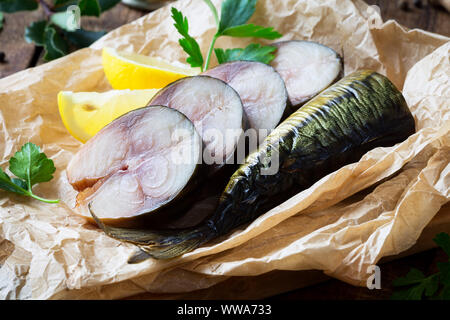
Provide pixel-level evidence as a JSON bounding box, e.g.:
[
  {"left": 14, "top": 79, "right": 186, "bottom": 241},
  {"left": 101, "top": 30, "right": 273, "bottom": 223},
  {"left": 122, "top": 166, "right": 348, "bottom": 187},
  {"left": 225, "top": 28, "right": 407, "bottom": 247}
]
[
  {"left": 437, "top": 261, "right": 450, "bottom": 299},
  {"left": 171, "top": 7, "right": 203, "bottom": 69},
  {"left": 218, "top": 0, "right": 257, "bottom": 34},
  {"left": 0, "top": 143, "right": 59, "bottom": 204},
  {"left": 391, "top": 232, "right": 450, "bottom": 300},
  {"left": 206, "top": 0, "right": 281, "bottom": 70},
  {"left": 216, "top": 0, "right": 282, "bottom": 40},
  {"left": 221, "top": 24, "right": 282, "bottom": 40},
  {"left": 392, "top": 268, "right": 426, "bottom": 287},
  {"left": 65, "top": 28, "right": 106, "bottom": 47},
  {"left": 9, "top": 142, "right": 56, "bottom": 187},
  {"left": 0, "top": 168, "right": 27, "bottom": 195},
  {"left": 391, "top": 270, "right": 439, "bottom": 300},
  {"left": 0, "top": 12, "right": 3, "bottom": 31},
  {"left": 25, "top": 20, "right": 47, "bottom": 46},
  {"left": 43, "top": 25, "right": 68, "bottom": 61},
  {"left": 173, "top": 0, "right": 282, "bottom": 71},
  {"left": 78, "top": 0, "right": 101, "bottom": 17},
  {"left": 215, "top": 43, "right": 276, "bottom": 64},
  {"left": 434, "top": 232, "right": 450, "bottom": 257}
]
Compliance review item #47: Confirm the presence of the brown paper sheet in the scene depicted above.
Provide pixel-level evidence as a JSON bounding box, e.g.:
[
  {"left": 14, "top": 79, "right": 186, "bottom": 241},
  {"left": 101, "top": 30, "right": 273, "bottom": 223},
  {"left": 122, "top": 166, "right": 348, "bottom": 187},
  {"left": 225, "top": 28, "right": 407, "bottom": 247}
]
[{"left": 0, "top": 0, "right": 449, "bottom": 300}]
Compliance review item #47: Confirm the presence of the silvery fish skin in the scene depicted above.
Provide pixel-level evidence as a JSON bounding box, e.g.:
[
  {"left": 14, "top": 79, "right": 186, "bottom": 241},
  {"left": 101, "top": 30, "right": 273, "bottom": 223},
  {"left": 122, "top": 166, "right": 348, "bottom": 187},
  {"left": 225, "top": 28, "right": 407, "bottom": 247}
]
[{"left": 90, "top": 70, "right": 415, "bottom": 260}]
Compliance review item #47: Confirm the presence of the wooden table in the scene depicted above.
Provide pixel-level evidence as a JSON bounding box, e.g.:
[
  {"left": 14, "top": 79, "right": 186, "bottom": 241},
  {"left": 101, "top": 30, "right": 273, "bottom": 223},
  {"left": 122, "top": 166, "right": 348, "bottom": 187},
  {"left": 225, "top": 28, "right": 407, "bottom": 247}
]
[{"left": 0, "top": 1, "right": 448, "bottom": 300}]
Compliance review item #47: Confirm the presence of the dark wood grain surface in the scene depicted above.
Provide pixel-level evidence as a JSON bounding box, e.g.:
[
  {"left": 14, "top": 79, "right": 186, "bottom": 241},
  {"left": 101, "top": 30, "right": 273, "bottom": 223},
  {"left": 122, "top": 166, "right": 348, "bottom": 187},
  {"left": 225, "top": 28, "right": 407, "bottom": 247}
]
[
  {"left": 0, "top": 4, "right": 147, "bottom": 78},
  {"left": 0, "top": 1, "right": 448, "bottom": 300},
  {"left": 366, "top": 0, "right": 449, "bottom": 36},
  {"left": 0, "top": 8, "right": 44, "bottom": 78}
]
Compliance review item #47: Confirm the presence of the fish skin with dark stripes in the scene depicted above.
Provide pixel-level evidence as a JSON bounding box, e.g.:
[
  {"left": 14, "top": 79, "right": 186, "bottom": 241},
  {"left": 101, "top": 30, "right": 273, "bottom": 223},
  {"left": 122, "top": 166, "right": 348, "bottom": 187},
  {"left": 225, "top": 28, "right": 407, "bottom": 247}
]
[{"left": 90, "top": 70, "right": 416, "bottom": 261}]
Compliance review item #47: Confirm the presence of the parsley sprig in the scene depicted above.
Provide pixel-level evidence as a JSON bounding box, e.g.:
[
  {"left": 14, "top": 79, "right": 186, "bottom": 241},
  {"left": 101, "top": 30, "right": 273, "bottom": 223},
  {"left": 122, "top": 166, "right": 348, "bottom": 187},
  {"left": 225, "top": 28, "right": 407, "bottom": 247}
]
[
  {"left": 215, "top": 43, "right": 276, "bottom": 65},
  {"left": 171, "top": 0, "right": 282, "bottom": 72},
  {"left": 0, "top": 143, "right": 59, "bottom": 204},
  {"left": 391, "top": 232, "right": 450, "bottom": 300},
  {"left": 171, "top": 7, "right": 204, "bottom": 68}
]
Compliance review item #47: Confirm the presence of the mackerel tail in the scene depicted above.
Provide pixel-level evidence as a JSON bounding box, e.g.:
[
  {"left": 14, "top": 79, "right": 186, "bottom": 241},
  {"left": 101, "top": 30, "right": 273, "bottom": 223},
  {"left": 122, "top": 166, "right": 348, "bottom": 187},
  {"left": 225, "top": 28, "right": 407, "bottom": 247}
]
[
  {"left": 89, "top": 203, "right": 217, "bottom": 261},
  {"left": 91, "top": 70, "right": 416, "bottom": 261}
]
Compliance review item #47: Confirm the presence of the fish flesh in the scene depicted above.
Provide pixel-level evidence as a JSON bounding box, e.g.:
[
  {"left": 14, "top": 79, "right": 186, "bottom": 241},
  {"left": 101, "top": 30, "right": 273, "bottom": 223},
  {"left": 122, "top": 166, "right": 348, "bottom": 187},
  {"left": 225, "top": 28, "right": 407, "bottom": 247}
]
[
  {"left": 203, "top": 61, "right": 288, "bottom": 140},
  {"left": 148, "top": 76, "right": 244, "bottom": 166},
  {"left": 89, "top": 70, "right": 415, "bottom": 260},
  {"left": 67, "top": 106, "right": 202, "bottom": 226},
  {"left": 270, "top": 40, "right": 342, "bottom": 107}
]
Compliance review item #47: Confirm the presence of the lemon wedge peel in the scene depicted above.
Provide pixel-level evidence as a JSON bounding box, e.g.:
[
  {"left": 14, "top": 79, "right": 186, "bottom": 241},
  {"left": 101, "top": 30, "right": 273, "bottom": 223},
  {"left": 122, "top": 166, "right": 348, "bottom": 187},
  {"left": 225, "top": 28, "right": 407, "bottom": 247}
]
[
  {"left": 102, "top": 47, "right": 200, "bottom": 90},
  {"left": 58, "top": 89, "right": 159, "bottom": 143}
]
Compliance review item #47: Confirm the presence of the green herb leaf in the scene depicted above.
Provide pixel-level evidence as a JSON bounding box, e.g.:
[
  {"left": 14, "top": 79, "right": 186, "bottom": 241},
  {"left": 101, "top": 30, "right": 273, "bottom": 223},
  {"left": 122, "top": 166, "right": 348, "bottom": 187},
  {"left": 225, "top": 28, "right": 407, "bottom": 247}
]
[
  {"left": 391, "top": 284, "right": 426, "bottom": 300},
  {"left": 11, "top": 177, "right": 27, "bottom": 191},
  {"left": 201, "top": 0, "right": 282, "bottom": 70},
  {"left": 221, "top": 23, "right": 282, "bottom": 40},
  {"left": 65, "top": 28, "right": 106, "bottom": 47},
  {"left": 0, "top": 168, "right": 26, "bottom": 195},
  {"left": 218, "top": 0, "right": 257, "bottom": 34},
  {"left": 0, "top": 12, "right": 4, "bottom": 31},
  {"left": 434, "top": 232, "right": 450, "bottom": 257},
  {"left": 437, "top": 261, "right": 450, "bottom": 300},
  {"left": 79, "top": 0, "right": 101, "bottom": 17},
  {"left": 1, "top": 143, "right": 59, "bottom": 203},
  {"left": 0, "top": 0, "right": 38, "bottom": 13},
  {"left": 392, "top": 268, "right": 426, "bottom": 287},
  {"left": 43, "top": 26, "right": 68, "bottom": 61},
  {"left": 25, "top": 20, "right": 47, "bottom": 46},
  {"left": 9, "top": 142, "right": 56, "bottom": 187},
  {"left": 392, "top": 232, "right": 450, "bottom": 300},
  {"left": 440, "top": 284, "right": 450, "bottom": 300},
  {"left": 391, "top": 269, "right": 442, "bottom": 300},
  {"left": 98, "top": 0, "right": 121, "bottom": 12},
  {"left": 438, "top": 262, "right": 450, "bottom": 282},
  {"left": 171, "top": 7, "right": 203, "bottom": 68},
  {"left": 435, "top": 233, "right": 450, "bottom": 300},
  {"left": 424, "top": 274, "right": 440, "bottom": 297},
  {"left": 214, "top": 43, "right": 276, "bottom": 64}
]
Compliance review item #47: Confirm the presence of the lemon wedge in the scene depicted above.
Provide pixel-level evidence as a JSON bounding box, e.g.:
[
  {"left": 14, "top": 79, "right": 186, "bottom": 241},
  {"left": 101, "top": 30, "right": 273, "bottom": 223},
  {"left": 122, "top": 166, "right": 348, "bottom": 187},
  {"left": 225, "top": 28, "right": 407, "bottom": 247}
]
[
  {"left": 58, "top": 89, "right": 159, "bottom": 143},
  {"left": 102, "top": 47, "right": 200, "bottom": 90}
]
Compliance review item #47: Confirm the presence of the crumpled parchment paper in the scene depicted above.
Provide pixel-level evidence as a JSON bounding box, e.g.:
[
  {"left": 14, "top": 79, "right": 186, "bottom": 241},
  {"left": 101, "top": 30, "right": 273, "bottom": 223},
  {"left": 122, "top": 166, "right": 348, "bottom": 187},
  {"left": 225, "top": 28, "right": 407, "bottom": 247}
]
[{"left": 0, "top": 0, "right": 449, "bottom": 300}]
